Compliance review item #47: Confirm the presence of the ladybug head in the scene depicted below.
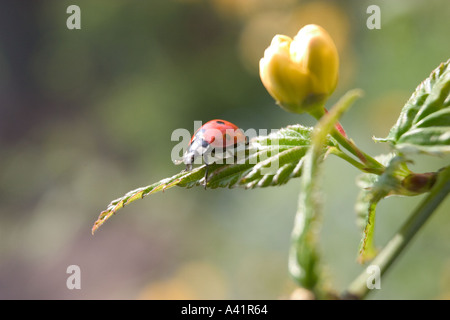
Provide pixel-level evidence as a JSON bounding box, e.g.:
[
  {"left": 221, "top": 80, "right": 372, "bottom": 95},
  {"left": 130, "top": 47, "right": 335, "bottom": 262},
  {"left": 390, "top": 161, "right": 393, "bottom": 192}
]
[
  {"left": 173, "top": 151, "right": 195, "bottom": 170},
  {"left": 182, "top": 151, "right": 196, "bottom": 171}
]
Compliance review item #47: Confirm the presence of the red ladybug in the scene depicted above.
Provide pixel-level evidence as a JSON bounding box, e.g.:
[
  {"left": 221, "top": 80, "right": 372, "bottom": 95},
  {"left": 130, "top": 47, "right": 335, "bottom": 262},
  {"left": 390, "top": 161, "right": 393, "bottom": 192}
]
[{"left": 176, "top": 119, "right": 247, "bottom": 186}]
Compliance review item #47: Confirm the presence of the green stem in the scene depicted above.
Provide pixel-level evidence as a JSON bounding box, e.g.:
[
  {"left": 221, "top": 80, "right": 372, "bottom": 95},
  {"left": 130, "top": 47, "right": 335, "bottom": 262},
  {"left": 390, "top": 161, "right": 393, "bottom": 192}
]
[
  {"left": 344, "top": 166, "right": 450, "bottom": 299},
  {"left": 332, "top": 128, "right": 384, "bottom": 173},
  {"left": 309, "top": 101, "right": 385, "bottom": 175},
  {"left": 328, "top": 147, "right": 375, "bottom": 174}
]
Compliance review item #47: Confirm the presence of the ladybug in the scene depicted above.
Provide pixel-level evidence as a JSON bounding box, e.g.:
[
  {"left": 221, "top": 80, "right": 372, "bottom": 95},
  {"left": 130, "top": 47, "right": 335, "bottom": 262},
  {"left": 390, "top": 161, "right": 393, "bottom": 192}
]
[{"left": 175, "top": 119, "right": 247, "bottom": 187}]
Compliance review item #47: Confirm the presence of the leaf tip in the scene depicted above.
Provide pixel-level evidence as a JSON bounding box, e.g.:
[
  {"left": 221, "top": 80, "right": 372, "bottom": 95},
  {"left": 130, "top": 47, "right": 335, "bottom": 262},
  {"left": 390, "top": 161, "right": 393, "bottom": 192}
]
[{"left": 91, "top": 209, "right": 115, "bottom": 234}]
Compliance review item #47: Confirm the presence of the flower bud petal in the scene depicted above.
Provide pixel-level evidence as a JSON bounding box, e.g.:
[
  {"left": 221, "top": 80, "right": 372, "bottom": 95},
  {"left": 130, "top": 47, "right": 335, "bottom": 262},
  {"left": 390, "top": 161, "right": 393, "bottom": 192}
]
[
  {"left": 259, "top": 24, "right": 339, "bottom": 114},
  {"left": 291, "top": 24, "right": 339, "bottom": 96},
  {"left": 260, "top": 35, "right": 312, "bottom": 113}
]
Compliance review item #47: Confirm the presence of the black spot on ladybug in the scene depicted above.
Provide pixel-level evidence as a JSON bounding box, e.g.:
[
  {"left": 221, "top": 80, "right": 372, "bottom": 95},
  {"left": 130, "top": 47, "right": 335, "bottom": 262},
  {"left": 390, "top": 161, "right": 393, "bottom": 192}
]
[
  {"left": 215, "top": 120, "right": 226, "bottom": 125},
  {"left": 201, "top": 139, "right": 209, "bottom": 148}
]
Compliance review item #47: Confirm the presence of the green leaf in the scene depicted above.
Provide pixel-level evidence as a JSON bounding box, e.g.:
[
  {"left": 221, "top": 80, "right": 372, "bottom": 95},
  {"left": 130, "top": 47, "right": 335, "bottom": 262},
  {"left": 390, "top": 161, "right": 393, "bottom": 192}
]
[
  {"left": 92, "top": 125, "right": 338, "bottom": 233},
  {"left": 355, "top": 164, "right": 387, "bottom": 264},
  {"left": 355, "top": 153, "right": 420, "bottom": 263},
  {"left": 375, "top": 59, "right": 450, "bottom": 155}
]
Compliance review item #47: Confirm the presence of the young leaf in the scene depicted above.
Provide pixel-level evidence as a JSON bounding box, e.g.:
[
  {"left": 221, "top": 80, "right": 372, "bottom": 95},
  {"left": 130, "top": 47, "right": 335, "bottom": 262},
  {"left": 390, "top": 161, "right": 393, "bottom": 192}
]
[
  {"left": 355, "top": 161, "right": 389, "bottom": 264},
  {"left": 355, "top": 153, "right": 432, "bottom": 263},
  {"left": 289, "top": 89, "right": 363, "bottom": 291},
  {"left": 375, "top": 59, "right": 450, "bottom": 155},
  {"left": 92, "top": 125, "right": 338, "bottom": 233}
]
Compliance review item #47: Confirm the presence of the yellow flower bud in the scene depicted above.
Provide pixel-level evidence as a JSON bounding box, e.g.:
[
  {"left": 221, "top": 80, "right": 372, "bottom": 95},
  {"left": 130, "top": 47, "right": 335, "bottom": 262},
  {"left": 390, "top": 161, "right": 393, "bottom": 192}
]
[{"left": 259, "top": 24, "right": 339, "bottom": 114}]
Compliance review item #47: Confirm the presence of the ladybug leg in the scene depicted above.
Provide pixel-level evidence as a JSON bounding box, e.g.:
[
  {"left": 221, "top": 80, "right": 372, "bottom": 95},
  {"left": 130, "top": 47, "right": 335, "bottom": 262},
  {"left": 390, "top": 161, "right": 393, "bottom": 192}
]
[
  {"left": 202, "top": 154, "right": 210, "bottom": 189},
  {"left": 204, "top": 163, "right": 209, "bottom": 190},
  {"left": 202, "top": 146, "right": 214, "bottom": 189}
]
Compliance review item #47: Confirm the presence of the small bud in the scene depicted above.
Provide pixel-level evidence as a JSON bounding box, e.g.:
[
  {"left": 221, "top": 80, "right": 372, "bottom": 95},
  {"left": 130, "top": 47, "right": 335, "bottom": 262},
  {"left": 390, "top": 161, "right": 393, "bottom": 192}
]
[
  {"left": 260, "top": 24, "right": 339, "bottom": 114},
  {"left": 401, "top": 172, "right": 437, "bottom": 194}
]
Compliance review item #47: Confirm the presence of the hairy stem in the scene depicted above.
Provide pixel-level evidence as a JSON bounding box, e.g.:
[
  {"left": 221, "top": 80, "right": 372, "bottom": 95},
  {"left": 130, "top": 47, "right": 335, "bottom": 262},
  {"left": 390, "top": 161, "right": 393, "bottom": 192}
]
[
  {"left": 328, "top": 147, "right": 382, "bottom": 174},
  {"left": 309, "top": 97, "right": 385, "bottom": 175},
  {"left": 331, "top": 128, "right": 385, "bottom": 175}
]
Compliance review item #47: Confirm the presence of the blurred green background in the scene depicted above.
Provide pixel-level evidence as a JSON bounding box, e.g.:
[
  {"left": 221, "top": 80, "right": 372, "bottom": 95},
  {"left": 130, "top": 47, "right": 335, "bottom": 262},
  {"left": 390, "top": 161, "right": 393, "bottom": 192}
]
[{"left": 0, "top": 0, "right": 449, "bottom": 299}]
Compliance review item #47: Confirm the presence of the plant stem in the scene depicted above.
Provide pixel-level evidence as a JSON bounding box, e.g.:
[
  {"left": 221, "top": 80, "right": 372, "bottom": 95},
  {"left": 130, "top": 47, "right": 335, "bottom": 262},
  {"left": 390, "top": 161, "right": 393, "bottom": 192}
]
[
  {"left": 328, "top": 147, "right": 382, "bottom": 175},
  {"left": 331, "top": 128, "right": 384, "bottom": 174},
  {"left": 344, "top": 166, "right": 450, "bottom": 299},
  {"left": 309, "top": 99, "right": 385, "bottom": 175}
]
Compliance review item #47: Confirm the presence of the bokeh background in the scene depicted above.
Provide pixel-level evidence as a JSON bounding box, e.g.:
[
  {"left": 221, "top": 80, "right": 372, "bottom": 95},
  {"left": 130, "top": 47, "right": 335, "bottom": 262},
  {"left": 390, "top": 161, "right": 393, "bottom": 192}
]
[{"left": 0, "top": 0, "right": 449, "bottom": 299}]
